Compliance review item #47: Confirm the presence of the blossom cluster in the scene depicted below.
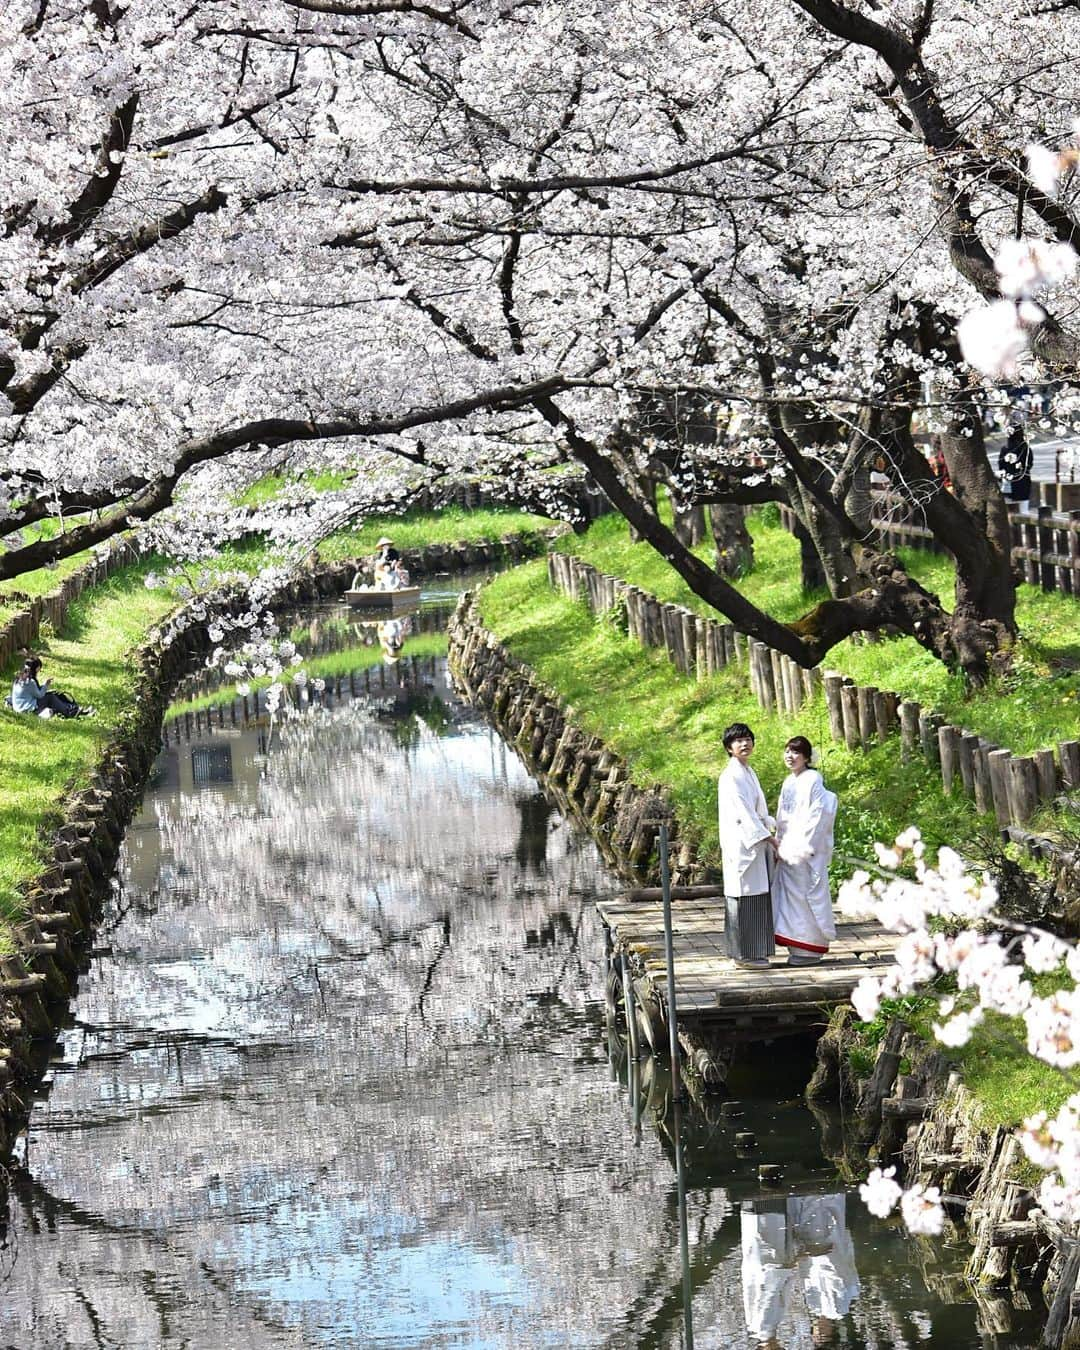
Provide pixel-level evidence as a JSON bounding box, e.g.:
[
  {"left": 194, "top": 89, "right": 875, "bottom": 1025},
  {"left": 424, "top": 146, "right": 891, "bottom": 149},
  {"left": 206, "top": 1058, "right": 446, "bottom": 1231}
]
[{"left": 844, "top": 828, "right": 1080, "bottom": 1232}]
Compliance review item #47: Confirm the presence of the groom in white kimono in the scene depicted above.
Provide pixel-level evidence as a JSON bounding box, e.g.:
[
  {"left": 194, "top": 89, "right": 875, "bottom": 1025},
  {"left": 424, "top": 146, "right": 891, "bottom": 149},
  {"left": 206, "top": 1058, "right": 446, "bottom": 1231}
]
[{"left": 717, "top": 722, "right": 775, "bottom": 969}]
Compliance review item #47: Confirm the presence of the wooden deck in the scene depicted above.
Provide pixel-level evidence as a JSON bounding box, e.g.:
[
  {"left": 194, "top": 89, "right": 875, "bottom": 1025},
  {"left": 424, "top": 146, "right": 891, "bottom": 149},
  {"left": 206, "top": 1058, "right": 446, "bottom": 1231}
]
[{"left": 599, "top": 890, "right": 899, "bottom": 1035}]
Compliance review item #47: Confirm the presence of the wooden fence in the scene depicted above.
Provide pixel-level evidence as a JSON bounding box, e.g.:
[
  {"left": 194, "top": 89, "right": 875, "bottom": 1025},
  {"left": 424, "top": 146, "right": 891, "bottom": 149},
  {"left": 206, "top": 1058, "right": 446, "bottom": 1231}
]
[
  {"left": 0, "top": 539, "right": 139, "bottom": 673},
  {"left": 546, "top": 549, "right": 1079, "bottom": 840},
  {"left": 780, "top": 497, "right": 1080, "bottom": 598}
]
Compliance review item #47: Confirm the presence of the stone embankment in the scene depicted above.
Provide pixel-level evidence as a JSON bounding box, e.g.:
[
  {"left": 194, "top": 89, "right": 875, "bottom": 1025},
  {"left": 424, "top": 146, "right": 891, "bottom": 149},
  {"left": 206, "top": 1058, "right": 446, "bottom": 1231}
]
[
  {"left": 448, "top": 591, "right": 709, "bottom": 889},
  {"left": 814, "top": 1011, "right": 1080, "bottom": 1345},
  {"left": 0, "top": 531, "right": 548, "bottom": 1162}
]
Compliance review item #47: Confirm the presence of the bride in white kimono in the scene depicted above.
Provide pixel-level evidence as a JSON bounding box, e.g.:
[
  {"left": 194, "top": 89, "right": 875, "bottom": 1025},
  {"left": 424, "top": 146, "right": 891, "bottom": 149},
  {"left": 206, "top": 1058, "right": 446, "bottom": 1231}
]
[{"left": 772, "top": 736, "right": 838, "bottom": 964}]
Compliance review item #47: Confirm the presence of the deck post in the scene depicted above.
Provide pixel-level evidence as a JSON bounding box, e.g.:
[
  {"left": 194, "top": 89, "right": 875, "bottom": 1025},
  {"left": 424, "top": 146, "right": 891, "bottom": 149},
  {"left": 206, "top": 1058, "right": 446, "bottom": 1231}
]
[
  {"left": 620, "top": 951, "right": 640, "bottom": 1062},
  {"left": 659, "top": 824, "right": 685, "bottom": 1101}
]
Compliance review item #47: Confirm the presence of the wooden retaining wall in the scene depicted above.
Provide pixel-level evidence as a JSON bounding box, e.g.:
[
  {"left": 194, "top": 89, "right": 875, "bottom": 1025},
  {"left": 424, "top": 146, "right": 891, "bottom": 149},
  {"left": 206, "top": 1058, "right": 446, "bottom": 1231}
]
[
  {"left": 815, "top": 1016, "right": 1080, "bottom": 1346},
  {"left": 546, "top": 549, "right": 1079, "bottom": 884},
  {"left": 0, "top": 539, "right": 141, "bottom": 674},
  {"left": 447, "top": 591, "right": 713, "bottom": 890}
]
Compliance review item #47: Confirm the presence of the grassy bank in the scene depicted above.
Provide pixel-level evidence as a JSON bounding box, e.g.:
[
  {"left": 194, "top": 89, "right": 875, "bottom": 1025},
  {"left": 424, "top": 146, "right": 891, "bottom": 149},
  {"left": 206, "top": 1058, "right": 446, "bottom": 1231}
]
[
  {"left": 476, "top": 559, "right": 1077, "bottom": 1130},
  {"left": 555, "top": 507, "right": 1080, "bottom": 757},
  {"left": 0, "top": 560, "right": 177, "bottom": 940}
]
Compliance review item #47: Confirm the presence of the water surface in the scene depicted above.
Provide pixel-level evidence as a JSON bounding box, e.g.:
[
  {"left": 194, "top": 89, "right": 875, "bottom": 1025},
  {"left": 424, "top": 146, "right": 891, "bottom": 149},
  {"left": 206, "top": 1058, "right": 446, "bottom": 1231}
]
[{"left": 0, "top": 598, "right": 1044, "bottom": 1347}]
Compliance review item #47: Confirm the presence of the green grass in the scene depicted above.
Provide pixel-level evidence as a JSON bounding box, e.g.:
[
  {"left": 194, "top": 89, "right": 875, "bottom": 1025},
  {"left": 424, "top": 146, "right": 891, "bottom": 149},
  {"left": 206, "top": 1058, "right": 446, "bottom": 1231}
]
[
  {"left": 479, "top": 560, "right": 986, "bottom": 873},
  {"left": 555, "top": 507, "right": 1080, "bottom": 758},
  {"left": 315, "top": 504, "right": 553, "bottom": 561},
  {"left": 0, "top": 560, "right": 178, "bottom": 943}
]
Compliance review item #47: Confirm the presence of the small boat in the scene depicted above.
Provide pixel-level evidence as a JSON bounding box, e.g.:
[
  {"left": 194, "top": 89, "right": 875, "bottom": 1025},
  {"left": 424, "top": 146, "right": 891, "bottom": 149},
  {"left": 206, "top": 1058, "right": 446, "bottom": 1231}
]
[{"left": 345, "top": 584, "right": 422, "bottom": 609}]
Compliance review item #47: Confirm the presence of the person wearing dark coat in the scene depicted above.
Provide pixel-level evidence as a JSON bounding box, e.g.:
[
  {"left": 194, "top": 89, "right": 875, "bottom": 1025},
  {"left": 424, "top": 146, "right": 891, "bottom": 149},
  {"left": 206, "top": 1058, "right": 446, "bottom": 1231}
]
[{"left": 998, "top": 426, "right": 1033, "bottom": 507}]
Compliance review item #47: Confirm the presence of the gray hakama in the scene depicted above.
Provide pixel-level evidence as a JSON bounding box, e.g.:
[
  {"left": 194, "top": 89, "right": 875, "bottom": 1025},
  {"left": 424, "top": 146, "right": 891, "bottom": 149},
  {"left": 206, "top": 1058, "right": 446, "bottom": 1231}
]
[{"left": 725, "top": 891, "right": 775, "bottom": 961}]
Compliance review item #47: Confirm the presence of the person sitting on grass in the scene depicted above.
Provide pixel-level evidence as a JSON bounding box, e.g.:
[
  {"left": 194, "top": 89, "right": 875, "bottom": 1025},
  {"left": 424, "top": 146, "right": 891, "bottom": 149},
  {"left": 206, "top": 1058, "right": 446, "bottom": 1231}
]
[{"left": 10, "top": 656, "right": 93, "bottom": 719}]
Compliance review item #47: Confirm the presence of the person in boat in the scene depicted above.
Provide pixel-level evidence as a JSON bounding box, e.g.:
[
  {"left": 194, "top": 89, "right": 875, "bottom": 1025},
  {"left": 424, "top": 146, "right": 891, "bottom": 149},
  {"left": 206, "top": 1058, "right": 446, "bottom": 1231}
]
[
  {"left": 717, "top": 721, "right": 776, "bottom": 969},
  {"left": 9, "top": 655, "right": 94, "bottom": 718},
  {"left": 380, "top": 558, "right": 411, "bottom": 591},
  {"left": 372, "top": 536, "right": 401, "bottom": 587},
  {"left": 772, "top": 736, "right": 838, "bottom": 965}
]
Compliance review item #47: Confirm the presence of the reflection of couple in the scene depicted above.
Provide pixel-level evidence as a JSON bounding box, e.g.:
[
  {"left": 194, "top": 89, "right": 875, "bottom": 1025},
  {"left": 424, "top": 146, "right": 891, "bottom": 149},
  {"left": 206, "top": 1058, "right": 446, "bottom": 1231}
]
[
  {"left": 378, "top": 616, "right": 410, "bottom": 664},
  {"left": 717, "top": 722, "right": 837, "bottom": 970},
  {"left": 741, "top": 1194, "right": 859, "bottom": 1348}
]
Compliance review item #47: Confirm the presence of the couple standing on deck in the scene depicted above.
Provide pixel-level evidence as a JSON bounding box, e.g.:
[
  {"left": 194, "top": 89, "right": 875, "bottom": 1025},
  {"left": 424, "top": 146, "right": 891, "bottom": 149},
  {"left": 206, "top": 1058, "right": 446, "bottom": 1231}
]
[{"left": 718, "top": 722, "right": 837, "bottom": 970}]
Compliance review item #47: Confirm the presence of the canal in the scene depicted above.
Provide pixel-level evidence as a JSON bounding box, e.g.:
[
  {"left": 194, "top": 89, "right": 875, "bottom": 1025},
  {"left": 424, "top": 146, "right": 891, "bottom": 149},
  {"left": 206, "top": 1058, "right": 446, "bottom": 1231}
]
[{"left": 0, "top": 592, "right": 1046, "bottom": 1347}]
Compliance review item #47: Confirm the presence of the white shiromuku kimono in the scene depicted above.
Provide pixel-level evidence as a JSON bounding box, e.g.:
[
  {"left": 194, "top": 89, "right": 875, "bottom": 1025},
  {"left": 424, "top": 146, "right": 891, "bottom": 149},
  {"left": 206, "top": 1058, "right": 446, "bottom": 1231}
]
[
  {"left": 718, "top": 758, "right": 775, "bottom": 960},
  {"left": 793, "top": 1195, "right": 860, "bottom": 1324},
  {"left": 772, "top": 768, "right": 838, "bottom": 955}
]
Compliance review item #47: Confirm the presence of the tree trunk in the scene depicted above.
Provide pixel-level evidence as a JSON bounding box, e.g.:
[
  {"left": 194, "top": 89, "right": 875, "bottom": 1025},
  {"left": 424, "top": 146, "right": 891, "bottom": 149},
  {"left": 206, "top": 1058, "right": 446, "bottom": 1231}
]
[
  {"left": 673, "top": 499, "right": 707, "bottom": 547},
  {"left": 708, "top": 503, "right": 753, "bottom": 578},
  {"left": 793, "top": 479, "right": 859, "bottom": 598}
]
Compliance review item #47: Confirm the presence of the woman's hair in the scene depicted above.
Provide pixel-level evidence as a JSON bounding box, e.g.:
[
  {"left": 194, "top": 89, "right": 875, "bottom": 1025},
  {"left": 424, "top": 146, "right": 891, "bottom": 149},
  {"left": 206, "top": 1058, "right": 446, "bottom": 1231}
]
[
  {"left": 785, "top": 735, "right": 813, "bottom": 759},
  {"left": 19, "top": 656, "right": 42, "bottom": 680},
  {"left": 722, "top": 721, "right": 755, "bottom": 752}
]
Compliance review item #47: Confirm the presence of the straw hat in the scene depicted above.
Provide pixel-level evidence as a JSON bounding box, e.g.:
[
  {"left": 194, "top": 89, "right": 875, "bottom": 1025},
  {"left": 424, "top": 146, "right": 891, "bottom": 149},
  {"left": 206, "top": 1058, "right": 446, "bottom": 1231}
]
[{"left": 376, "top": 536, "right": 393, "bottom": 547}]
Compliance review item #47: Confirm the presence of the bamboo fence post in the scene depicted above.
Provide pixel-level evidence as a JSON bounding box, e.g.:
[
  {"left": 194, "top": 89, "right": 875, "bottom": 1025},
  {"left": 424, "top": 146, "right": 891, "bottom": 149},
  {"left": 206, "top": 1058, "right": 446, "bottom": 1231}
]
[
  {"left": 1007, "top": 756, "right": 1039, "bottom": 825},
  {"left": 1059, "top": 740, "right": 1080, "bottom": 792},
  {"left": 840, "top": 684, "right": 860, "bottom": 752},
  {"left": 899, "top": 701, "right": 920, "bottom": 762},
  {"left": 857, "top": 686, "right": 876, "bottom": 749},
  {"left": 770, "top": 648, "right": 787, "bottom": 715},
  {"left": 756, "top": 642, "right": 776, "bottom": 714},
  {"left": 973, "top": 742, "right": 995, "bottom": 815},
  {"left": 919, "top": 711, "right": 943, "bottom": 764},
  {"left": 823, "top": 674, "right": 845, "bottom": 743},
  {"left": 959, "top": 732, "right": 979, "bottom": 798},
  {"left": 987, "top": 749, "right": 1014, "bottom": 826},
  {"left": 1034, "top": 748, "right": 1057, "bottom": 801},
  {"left": 938, "top": 725, "right": 961, "bottom": 794}
]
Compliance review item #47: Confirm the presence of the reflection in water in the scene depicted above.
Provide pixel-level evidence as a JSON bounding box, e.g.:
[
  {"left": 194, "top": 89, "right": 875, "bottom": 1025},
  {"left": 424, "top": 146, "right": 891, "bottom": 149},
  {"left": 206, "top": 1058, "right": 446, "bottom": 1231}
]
[
  {"left": 740, "top": 1196, "right": 858, "bottom": 1348},
  {"left": 0, "top": 601, "right": 1048, "bottom": 1348}
]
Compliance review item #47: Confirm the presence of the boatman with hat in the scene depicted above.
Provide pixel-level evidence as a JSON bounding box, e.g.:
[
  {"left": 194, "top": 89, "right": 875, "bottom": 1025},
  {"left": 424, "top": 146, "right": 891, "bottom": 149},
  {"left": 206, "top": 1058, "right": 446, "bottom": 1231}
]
[{"left": 373, "top": 535, "right": 401, "bottom": 586}]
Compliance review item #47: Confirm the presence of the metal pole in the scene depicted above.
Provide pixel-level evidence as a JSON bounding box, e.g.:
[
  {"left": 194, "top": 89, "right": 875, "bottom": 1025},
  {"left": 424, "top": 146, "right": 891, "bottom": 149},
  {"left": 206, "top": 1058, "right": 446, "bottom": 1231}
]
[
  {"left": 659, "top": 823, "right": 684, "bottom": 1099},
  {"left": 620, "top": 950, "right": 640, "bottom": 1062}
]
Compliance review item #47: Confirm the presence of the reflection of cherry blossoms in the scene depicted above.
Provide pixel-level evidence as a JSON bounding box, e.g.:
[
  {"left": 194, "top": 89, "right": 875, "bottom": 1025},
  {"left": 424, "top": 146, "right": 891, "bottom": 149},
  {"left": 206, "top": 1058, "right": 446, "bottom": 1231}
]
[{"left": 842, "top": 828, "right": 1080, "bottom": 1231}]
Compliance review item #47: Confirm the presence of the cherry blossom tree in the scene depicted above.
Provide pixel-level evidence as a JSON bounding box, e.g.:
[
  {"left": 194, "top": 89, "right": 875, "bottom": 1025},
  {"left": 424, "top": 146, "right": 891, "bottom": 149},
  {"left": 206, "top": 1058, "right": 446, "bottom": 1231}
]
[{"left": 5, "top": 0, "right": 1080, "bottom": 679}]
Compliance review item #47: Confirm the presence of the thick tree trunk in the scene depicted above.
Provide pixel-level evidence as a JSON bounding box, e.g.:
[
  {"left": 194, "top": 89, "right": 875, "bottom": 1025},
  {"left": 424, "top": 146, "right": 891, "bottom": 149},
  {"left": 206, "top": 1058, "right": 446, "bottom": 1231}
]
[
  {"left": 708, "top": 503, "right": 753, "bottom": 578},
  {"left": 673, "top": 500, "right": 707, "bottom": 547},
  {"left": 792, "top": 480, "right": 859, "bottom": 598}
]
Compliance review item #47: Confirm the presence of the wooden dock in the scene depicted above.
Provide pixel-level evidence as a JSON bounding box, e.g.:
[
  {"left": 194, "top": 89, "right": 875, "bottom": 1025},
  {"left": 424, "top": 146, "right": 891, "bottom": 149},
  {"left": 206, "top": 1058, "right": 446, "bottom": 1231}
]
[{"left": 599, "top": 887, "right": 899, "bottom": 1045}]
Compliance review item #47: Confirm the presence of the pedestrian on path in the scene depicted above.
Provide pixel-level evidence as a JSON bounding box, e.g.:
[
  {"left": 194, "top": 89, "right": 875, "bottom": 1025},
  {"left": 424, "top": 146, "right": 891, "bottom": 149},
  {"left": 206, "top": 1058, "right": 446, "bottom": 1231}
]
[
  {"left": 717, "top": 721, "right": 775, "bottom": 969},
  {"left": 998, "top": 425, "right": 1033, "bottom": 509},
  {"left": 771, "top": 736, "right": 838, "bottom": 965}
]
